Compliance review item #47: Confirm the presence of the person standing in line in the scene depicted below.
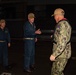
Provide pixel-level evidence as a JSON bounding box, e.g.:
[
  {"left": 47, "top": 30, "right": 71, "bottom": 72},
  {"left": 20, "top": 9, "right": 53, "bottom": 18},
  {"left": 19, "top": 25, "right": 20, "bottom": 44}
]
[
  {"left": 0, "top": 19, "right": 11, "bottom": 70},
  {"left": 23, "top": 13, "right": 41, "bottom": 73},
  {"left": 50, "top": 8, "right": 72, "bottom": 75}
]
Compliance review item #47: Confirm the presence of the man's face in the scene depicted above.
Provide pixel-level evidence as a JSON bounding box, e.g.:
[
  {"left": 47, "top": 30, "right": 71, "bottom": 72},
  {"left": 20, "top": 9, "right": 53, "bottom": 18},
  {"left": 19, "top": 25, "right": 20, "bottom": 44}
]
[
  {"left": 54, "top": 14, "right": 64, "bottom": 23},
  {"left": 1, "top": 22, "right": 5, "bottom": 28},
  {"left": 28, "top": 18, "right": 34, "bottom": 23},
  {"left": 54, "top": 15, "right": 59, "bottom": 23}
]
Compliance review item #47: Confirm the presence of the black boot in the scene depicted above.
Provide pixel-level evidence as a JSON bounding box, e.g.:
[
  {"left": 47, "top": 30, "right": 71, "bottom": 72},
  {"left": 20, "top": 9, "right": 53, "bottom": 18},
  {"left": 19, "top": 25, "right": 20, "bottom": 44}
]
[
  {"left": 30, "top": 65, "right": 35, "bottom": 71},
  {"left": 24, "top": 69, "right": 32, "bottom": 73}
]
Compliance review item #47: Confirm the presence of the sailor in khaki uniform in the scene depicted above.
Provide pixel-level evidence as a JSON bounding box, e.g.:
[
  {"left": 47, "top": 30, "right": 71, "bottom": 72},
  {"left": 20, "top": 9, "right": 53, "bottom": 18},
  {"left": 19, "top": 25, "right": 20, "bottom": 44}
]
[{"left": 50, "top": 8, "right": 72, "bottom": 75}]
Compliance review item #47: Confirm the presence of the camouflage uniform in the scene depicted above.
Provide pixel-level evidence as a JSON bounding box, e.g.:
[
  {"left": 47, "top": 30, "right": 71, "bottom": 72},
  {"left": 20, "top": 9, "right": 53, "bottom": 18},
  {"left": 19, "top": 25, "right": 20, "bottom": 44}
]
[{"left": 51, "top": 19, "right": 72, "bottom": 75}]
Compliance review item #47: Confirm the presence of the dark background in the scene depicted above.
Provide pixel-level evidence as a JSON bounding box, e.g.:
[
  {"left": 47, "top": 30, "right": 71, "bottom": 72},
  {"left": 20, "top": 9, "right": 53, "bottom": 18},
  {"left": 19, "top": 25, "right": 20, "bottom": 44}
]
[
  {"left": 0, "top": 1, "right": 76, "bottom": 38},
  {"left": 0, "top": 1, "right": 76, "bottom": 75}
]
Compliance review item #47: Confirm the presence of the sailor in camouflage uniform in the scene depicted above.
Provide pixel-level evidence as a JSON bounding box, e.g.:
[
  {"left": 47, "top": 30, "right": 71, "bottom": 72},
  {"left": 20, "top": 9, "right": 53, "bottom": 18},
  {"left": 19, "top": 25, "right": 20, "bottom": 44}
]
[{"left": 50, "top": 8, "right": 72, "bottom": 75}]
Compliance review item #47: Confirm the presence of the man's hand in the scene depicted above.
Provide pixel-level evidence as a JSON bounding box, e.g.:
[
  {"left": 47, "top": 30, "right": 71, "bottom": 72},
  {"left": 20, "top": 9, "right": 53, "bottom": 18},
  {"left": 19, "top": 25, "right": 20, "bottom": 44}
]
[
  {"left": 8, "top": 43, "right": 11, "bottom": 47},
  {"left": 35, "top": 29, "right": 41, "bottom": 34},
  {"left": 50, "top": 55, "right": 55, "bottom": 61},
  {"left": 35, "top": 38, "right": 37, "bottom": 42},
  {"left": 50, "top": 35, "right": 53, "bottom": 38}
]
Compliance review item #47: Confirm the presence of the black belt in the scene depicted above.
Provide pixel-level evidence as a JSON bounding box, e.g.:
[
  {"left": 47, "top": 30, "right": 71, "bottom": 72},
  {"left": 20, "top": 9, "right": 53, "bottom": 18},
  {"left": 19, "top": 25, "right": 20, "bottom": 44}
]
[{"left": 53, "top": 40, "right": 70, "bottom": 44}]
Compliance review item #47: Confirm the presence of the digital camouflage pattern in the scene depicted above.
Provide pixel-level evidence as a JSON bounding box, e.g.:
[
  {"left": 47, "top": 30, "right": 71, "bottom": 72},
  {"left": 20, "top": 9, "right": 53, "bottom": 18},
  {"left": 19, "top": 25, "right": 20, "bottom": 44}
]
[
  {"left": 51, "top": 19, "right": 72, "bottom": 75},
  {"left": 51, "top": 58, "right": 68, "bottom": 75}
]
